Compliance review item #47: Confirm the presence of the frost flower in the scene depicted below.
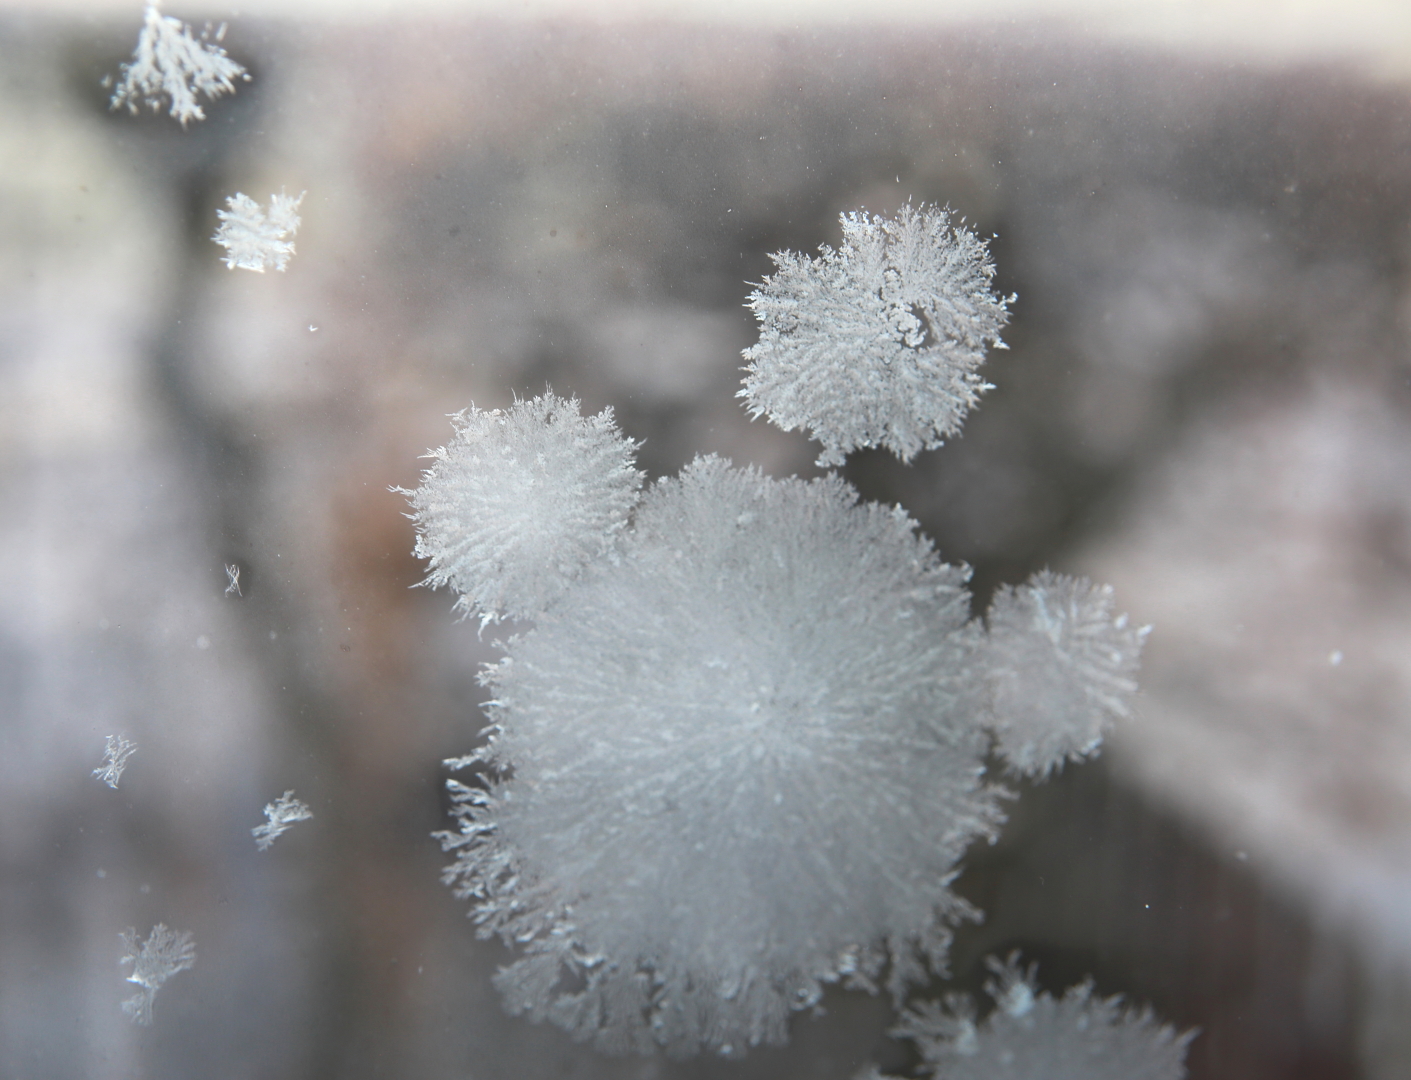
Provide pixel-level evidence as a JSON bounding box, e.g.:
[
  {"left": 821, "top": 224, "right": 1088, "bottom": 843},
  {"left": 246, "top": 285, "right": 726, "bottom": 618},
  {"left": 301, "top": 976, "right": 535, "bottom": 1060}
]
[
  {"left": 889, "top": 954, "right": 1194, "bottom": 1080},
  {"left": 213, "top": 190, "right": 305, "bottom": 272},
  {"left": 252, "top": 790, "right": 313, "bottom": 850},
  {"left": 119, "top": 923, "right": 196, "bottom": 1026},
  {"left": 741, "top": 203, "right": 1012, "bottom": 467},
  {"left": 442, "top": 456, "right": 1020, "bottom": 1057},
  {"left": 401, "top": 392, "right": 643, "bottom": 626},
  {"left": 108, "top": 2, "right": 248, "bottom": 126},
  {"left": 980, "top": 571, "right": 1149, "bottom": 777}
]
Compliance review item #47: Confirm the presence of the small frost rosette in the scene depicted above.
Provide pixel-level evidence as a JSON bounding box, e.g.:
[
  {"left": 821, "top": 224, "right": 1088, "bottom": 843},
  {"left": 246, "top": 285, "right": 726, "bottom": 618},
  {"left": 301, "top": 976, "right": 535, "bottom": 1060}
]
[
  {"left": 402, "top": 392, "right": 643, "bottom": 625},
  {"left": 982, "top": 571, "right": 1148, "bottom": 777},
  {"left": 421, "top": 207, "right": 1149, "bottom": 1061},
  {"left": 740, "top": 203, "right": 1012, "bottom": 467},
  {"left": 888, "top": 954, "right": 1194, "bottom": 1080}
]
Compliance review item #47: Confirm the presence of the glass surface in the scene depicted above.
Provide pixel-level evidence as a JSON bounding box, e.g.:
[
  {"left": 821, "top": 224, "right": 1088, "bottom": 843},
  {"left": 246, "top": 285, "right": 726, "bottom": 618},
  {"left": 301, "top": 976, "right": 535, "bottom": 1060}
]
[{"left": 2, "top": 4, "right": 1409, "bottom": 1077}]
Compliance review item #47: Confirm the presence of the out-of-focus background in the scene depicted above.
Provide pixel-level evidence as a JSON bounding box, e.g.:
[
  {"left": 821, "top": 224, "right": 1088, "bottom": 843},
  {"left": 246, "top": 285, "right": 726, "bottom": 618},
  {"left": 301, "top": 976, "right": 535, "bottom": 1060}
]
[{"left": 3, "top": 1, "right": 1411, "bottom": 1077}]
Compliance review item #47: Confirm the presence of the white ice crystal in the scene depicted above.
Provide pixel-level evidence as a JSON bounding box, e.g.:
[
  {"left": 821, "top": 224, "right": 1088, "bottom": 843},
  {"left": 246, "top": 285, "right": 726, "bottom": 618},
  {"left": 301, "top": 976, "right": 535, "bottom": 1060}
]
[
  {"left": 740, "top": 204, "right": 1012, "bottom": 467},
  {"left": 108, "top": 3, "right": 248, "bottom": 126},
  {"left": 252, "top": 790, "right": 313, "bottom": 851},
  {"left": 889, "top": 954, "right": 1194, "bottom": 1080},
  {"left": 980, "top": 570, "right": 1148, "bottom": 777},
  {"left": 401, "top": 392, "right": 644, "bottom": 627},
  {"left": 92, "top": 733, "right": 137, "bottom": 788},
  {"left": 119, "top": 923, "right": 196, "bottom": 1026},
  {"left": 439, "top": 455, "right": 1015, "bottom": 1057},
  {"left": 212, "top": 190, "right": 305, "bottom": 272}
]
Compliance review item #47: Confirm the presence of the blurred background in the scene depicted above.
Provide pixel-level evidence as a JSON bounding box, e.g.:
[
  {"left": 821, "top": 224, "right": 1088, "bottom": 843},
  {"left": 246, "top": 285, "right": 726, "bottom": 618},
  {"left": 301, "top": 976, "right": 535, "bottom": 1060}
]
[{"left": 3, "top": 1, "right": 1411, "bottom": 1077}]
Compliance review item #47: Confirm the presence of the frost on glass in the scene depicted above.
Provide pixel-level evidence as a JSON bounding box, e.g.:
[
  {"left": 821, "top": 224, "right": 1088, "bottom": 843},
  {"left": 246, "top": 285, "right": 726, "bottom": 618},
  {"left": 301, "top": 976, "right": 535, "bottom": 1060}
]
[
  {"left": 400, "top": 392, "right": 644, "bottom": 627},
  {"left": 417, "top": 209, "right": 1147, "bottom": 1058},
  {"left": 118, "top": 923, "right": 196, "bottom": 1026},
  {"left": 981, "top": 571, "right": 1149, "bottom": 778},
  {"left": 740, "top": 204, "right": 1012, "bottom": 467},
  {"left": 107, "top": 2, "right": 249, "bottom": 126},
  {"left": 212, "top": 190, "right": 305, "bottom": 273},
  {"left": 441, "top": 456, "right": 1007, "bottom": 1055},
  {"left": 882, "top": 954, "right": 1194, "bottom": 1080},
  {"left": 252, "top": 790, "right": 313, "bottom": 851},
  {"left": 92, "top": 733, "right": 137, "bottom": 789}
]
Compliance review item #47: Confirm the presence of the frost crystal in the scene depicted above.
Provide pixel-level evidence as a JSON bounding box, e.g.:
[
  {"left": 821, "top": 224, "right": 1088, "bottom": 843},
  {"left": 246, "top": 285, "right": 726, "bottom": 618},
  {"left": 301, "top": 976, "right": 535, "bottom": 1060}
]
[
  {"left": 108, "top": 3, "right": 248, "bottom": 126},
  {"left": 119, "top": 924, "right": 196, "bottom": 1026},
  {"left": 889, "top": 954, "right": 1194, "bottom": 1080},
  {"left": 401, "top": 392, "right": 644, "bottom": 626},
  {"left": 741, "top": 204, "right": 1011, "bottom": 467},
  {"left": 212, "top": 190, "right": 305, "bottom": 273},
  {"left": 439, "top": 455, "right": 1013, "bottom": 1057},
  {"left": 93, "top": 733, "right": 137, "bottom": 789},
  {"left": 252, "top": 790, "right": 313, "bottom": 850},
  {"left": 980, "top": 571, "right": 1148, "bottom": 777}
]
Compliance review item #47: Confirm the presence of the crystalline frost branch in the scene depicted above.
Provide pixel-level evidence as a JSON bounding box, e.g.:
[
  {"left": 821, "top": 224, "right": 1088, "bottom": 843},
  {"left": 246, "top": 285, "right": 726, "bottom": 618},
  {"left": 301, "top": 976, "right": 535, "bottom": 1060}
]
[
  {"left": 884, "top": 954, "right": 1194, "bottom": 1080},
  {"left": 108, "top": 2, "right": 249, "bottom": 126},
  {"left": 213, "top": 190, "right": 305, "bottom": 272},
  {"left": 981, "top": 570, "right": 1150, "bottom": 777},
  {"left": 119, "top": 924, "right": 196, "bottom": 1025},
  {"left": 93, "top": 733, "right": 137, "bottom": 788},
  {"left": 252, "top": 790, "right": 313, "bottom": 850}
]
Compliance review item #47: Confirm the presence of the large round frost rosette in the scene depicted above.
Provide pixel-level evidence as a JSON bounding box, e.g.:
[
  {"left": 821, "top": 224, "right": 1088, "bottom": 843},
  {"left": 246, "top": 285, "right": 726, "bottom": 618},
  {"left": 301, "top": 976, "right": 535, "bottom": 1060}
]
[{"left": 441, "top": 456, "right": 1009, "bottom": 1056}]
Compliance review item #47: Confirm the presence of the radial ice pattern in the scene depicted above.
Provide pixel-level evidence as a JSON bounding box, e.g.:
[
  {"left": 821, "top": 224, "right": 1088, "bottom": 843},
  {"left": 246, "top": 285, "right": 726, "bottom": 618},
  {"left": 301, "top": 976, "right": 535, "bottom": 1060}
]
[
  {"left": 440, "top": 456, "right": 1011, "bottom": 1056},
  {"left": 740, "top": 204, "right": 1011, "bottom": 467},
  {"left": 402, "top": 392, "right": 643, "bottom": 626},
  {"left": 892, "top": 954, "right": 1193, "bottom": 1080},
  {"left": 981, "top": 571, "right": 1148, "bottom": 777}
]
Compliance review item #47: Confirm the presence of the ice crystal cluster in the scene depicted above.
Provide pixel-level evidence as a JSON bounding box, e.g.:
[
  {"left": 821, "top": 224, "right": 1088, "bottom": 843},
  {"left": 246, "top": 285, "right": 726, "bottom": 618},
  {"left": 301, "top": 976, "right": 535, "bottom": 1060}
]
[
  {"left": 108, "top": 2, "right": 248, "bottom": 126},
  {"left": 877, "top": 954, "right": 1194, "bottom": 1080},
  {"left": 740, "top": 204, "right": 1012, "bottom": 467},
  {"left": 119, "top": 923, "right": 196, "bottom": 1026},
  {"left": 213, "top": 190, "right": 305, "bottom": 273},
  {"left": 252, "top": 790, "right": 314, "bottom": 850},
  {"left": 415, "top": 206, "right": 1157, "bottom": 1060}
]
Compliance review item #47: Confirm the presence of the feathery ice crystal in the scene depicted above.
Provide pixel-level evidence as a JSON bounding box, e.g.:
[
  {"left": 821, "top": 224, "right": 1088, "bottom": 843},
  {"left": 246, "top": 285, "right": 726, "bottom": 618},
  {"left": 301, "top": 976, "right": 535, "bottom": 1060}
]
[
  {"left": 119, "top": 923, "right": 196, "bottom": 1026},
  {"left": 417, "top": 208, "right": 1149, "bottom": 1058},
  {"left": 443, "top": 456, "right": 1008, "bottom": 1055},
  {"left": 741, "top": 204, "right": 1012, "bottom": 467},
  {"left": 983, "top": 571, "right": 1148, "bottom": 777},
  {"left": 108, "top": 3, "right": 248, "bottom": 126},
  {"left": 213, "top": 190, "right": 305, "bottom": 273},
  {"left": 93, "top": 733, "right": 137, "bottom": 788},
  {"left": 401, "top": 392, "right": 643, "bottom": 627},
  {"left": 252, "top": 790, "right": 314, "bottom": 850},
  {"left": 880, "top": 954, "right": 1194, "bottom": 1080}
]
